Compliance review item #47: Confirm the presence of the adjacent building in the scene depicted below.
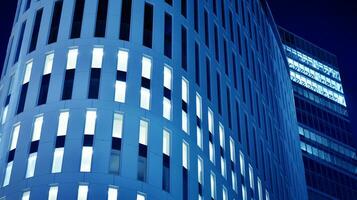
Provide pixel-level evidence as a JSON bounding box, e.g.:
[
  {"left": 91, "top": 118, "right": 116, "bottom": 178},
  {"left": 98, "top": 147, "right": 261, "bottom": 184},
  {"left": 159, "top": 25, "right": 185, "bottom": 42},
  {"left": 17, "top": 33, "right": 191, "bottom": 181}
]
[
  {"left": 279, "top": 27, "right": 357, "bottom": 200},
  {"left": 0, "top": 0, "right": 307, "bottom": 199}
]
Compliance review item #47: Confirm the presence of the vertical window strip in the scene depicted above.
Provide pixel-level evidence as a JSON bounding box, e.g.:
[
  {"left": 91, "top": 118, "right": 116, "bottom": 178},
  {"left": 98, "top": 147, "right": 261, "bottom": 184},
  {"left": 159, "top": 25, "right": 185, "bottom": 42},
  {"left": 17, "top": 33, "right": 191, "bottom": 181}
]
[
  {"left": 143, "top": 3, "right": 153, "bottom": 48},
  {"left": 182, "top": 78, "right": 189, "bottom": 133},
  {"left": 28, "top": 8, "right": 43, "bottom": 53},
  {"left": 70, "top": 0, "right": 85, "bottom": 39},
  {"left": 14, "top": 21, "right": 26, "bottom": 64},
  {"left": 48, "top": 0, "right": 63, "bottom": 44},
  {"left": 17, "top": 61, "right": 32, "bottom": 113},
  {"left": 196, "top": 93, "right": 202, "bottom": 149},
  {"left": 140, "top": 57, "right": 152, "bottom": 110},
  {"left": 48, "top": 186, "right": 59, "bottom": 200},
  {"left": 164, "top": 13, "right": 172, "bottom": 58},
  {"left": 115, "top": 50, "right": 128, "bottom": 103},
  {"left": 119, "top": 0, "right": 132, "bottom": 41},
  {"left": 163, "top": 65, "right": 172, "bottom": 120},
  {"left": 94, "top": 0, "right": 109, "bottom": 37}
]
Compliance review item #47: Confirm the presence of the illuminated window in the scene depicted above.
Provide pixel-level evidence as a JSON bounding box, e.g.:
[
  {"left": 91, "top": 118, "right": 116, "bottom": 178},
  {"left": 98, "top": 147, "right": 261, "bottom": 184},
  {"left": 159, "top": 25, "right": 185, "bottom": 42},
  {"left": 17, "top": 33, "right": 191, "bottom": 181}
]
[
  {"left": 182, "top": 141, "right": 189, "bottom": 169},
  {"left": 43, "top": 53, "right": 54, "bottom": 75},
  {"left": 182, "top": 111, "right": 188, "bottom": 133},
  {"left": 32, "top": 115, "right": 43, "bottom": 141},
  {"left": 80, "top": 147, "right": 93, "bottom": 172},
  {"left": 139, "top": 120, "right": 148, "bottom": 145},
  {"left": 208, "top": 108, "right": 214, "bottom": 133},
  {"left": 181, "top": 78, "right": 189, "bottom": 133},
  {"left": 2, "top": 105, "right": 8, "bottom": 124},
  {"left": 209, "top": 142, "right": 215, "bottom": 163},
  {"left": 197, "top": 126, "right": 203, "bottom": 149},
  {"left": 164, "top": 66, "right": 172, "bottom": 90},
  {"left": 117, "top": 50, "right": 128, "bottom": 71},
  {"left": 222, "top": 186, "right": 228, "bottom": 200},
  {"left": 229, "top": 137, "right": 235, "bottom": 162},
  {"left": 84, "top": 110, "right": 96, "bottom": 135},
  {"left": 196, "top": 93, "right": 202, "bottom": 119},
  {"left": 265, "top": 190, "right": 270, "bottom": 200},
  {"left": 22, "top": 191, "right": 30, "bottom": 200},
  {"left": 240, "top": 151, "right": 245, "bottom": 176},
  {"left": 10, "top": 124, "right": 21, "bottom": 150},
  {"left": 210, "top": 172, "right": 216, "bottom": 199},
  {"left": 91, "top": 48, "right": 104, "bottom": 68},
  {"left": 115, "top": 81, "right": 126, "bottom": 103},
  {"left": 142, "top": 57, "right": 152, "bottom": 79},
  {"left": 198, "top": 156, "right": 203, "bottom": 184},
  {"left": 57, "top": 111, "right": 69, "bottom": 136},
  {"left": 163, "top": 129, "right": 170, "bottom": 156},
  {"left": 112, "top": 113, "right": 123, "bottom": 138},
  {"left": 77, "top": 184, "right": 88, "bottom": 200},
  {"left": 25, "top": 152, "right": 37, "bottom": 178},
  {"left": 66, "top": 49, "right": 78, "bottom": 70},
  {"left": 242, "top": 185, "right": 247, "bottom": 200},
  {"left": 182, "top": 78, "right": 188, "bottom": 103},
  {"left": 136, "top": 193, "right": 146, "bottom": 200},
  {"left": 52, "top": 148, "right": 64, "bottom": 173},
  {"left": 48, "top": 186, "right": 58, "bottom": 200},
  {"left": 23, "top": 61, "right": 33, "bottom": 84},
  {"left": 249, "top": 164, "right": 254, "bottom": 189},
  {"left": 3, "top": 161, "right": 13, "bottom": 186},
  {"left": 163, "top": 98, "right": 171, "bottom": 120},
  {"left": 140, "top": 88, "right": 151, "bottom": 110},
  {"left": 219, "top": 124, "right": 225, "bottom": 148},
  {"left": 107, "top": 187, "right": 118, "bottom": 200},
  {"left": 258, "top": 178, "right": 263, "bottom": 200}
]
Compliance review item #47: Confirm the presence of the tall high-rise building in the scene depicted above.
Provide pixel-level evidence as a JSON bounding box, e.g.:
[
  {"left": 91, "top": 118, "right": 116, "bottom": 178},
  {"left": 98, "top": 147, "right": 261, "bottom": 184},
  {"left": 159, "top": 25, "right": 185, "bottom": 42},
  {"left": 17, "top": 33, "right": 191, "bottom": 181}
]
[
  {"left": 0, "top": 0, "right": 307, "bottom": 199},
  {"left": 279, "top": 27, "right": 357, "bottom": 200}
]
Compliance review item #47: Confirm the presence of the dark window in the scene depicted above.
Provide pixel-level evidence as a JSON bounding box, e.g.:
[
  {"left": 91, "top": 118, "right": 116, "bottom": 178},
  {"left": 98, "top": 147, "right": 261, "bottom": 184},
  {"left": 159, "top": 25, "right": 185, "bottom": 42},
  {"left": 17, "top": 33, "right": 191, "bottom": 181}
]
[
  {"left": 88, "top": 68, "right": 101, "bottom": 99},
  {"left": 235, "top": 101, "right": 241, "bottom": 142},
  {"left": 194, "top": 42, "right": 200, "bottom": 85},
  {"left": 229, "top": 11, "right": 234, "bottom": 42},
  {"left": 214, "top": 24, "right": 219, "bottom": 61},
  {"left": 204, "top": 10, "right": 209, "bottom": 47},
  {"left": 14, "top": 21, "right": 26, "bottom": 64},
  {"left": 220, "top": 0, "right": 226, "bottom": 28},
  {"left": 181, "top": 0, "right": 187, "bottom": 17},
  {"left": 119, "top": 0, "right": 132, "bottom": 41},
  {"left": 165, "top": 0, "right": 172, "bottom": 6},
  {"left": 164, "top": 13, "right": 172, "bottom": 58},
  {"left": 205, "top": 57, "right": 211, "bottom": 100},
  {"left": 223, "top": 39, "right": 228, "bottom": 75},
  {"left": 24, "top": 0, "right": 31, "bottom": 12},
  {"left": 181, "top": 26, "right": 187, "bottom": 70},
  {"left": 183, "top": 168, "right": 188, "bottom": 200},
  {"left": 193, "top": 0, "right": 198, "bottom": 32},
  {"left": 138, "top": 144, "right": 147, "bottom": 182},
  {"left": 162, "top": 155, "right": 170, "bottom": 192},
  {"left": 17, "top": 83, "right": 28, "bottom": 114},
  {"left": 70, "top": 0, "right": 85, "bottom": 39},
  {"left": 143, "top": 3, "right": 153, "bottom": 48},
  {"left": 232, "top": 52, "right": 238, "bottom": 89},
  {"left": 28, "top": 8, "right": 43, "bottom": 53},
  {"left": 216, "top": 72, "right": 222, "bottom": 115},
  {"left": 94, "top": 0, "right": 109, "bottom": 37},
  {"left": 62, "top": 69, "right": 75, "bottom": 100},
  {"left": 240, "top": 67, "right": 246, "bottom": 102},
  {"left": 248, "top": 80, "right": 253, "bottom": 114},
  {"left": 226, "top": 86, "right": 232, "bottom": 129},
  {"left": 48, "top": 0, "right": 63, "bottom": 44},
  {"left": 244, "top": 114, "right": 250, "bottom": 155},
  {"left": 109, "top": 150, "right": 120, "bottom": 175},
  {"left": 213, "top": 0, "right": 217, "bottom": 15},
  {"left": 237, "top": 24, "right": 242, "bottom": 55},
  {"left": 37, "top": 74, "right": 50, "bottom": 105}
]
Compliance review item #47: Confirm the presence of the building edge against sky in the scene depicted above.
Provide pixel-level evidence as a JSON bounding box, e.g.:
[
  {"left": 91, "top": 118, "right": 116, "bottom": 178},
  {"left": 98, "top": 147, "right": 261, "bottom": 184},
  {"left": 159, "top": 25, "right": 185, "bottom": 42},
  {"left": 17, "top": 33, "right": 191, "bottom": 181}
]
[
  {"left": 279, "top": 27, "right": 357, "bottom": 200},
  {"left": 0, "top": 0, "right": 307, "bottom": 199}
]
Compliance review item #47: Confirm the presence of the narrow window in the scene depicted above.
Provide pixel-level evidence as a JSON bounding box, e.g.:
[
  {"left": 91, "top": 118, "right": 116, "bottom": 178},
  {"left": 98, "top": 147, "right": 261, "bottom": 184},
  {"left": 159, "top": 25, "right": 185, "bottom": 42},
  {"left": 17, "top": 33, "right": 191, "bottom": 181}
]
[
  {"left": 242, "top": 185, "right": 247, "bottom": 200},
  {"left": 48, "top": 0, "right": 63, "bottom": 44},
  {"left": 143, "top": 3, "right": 153, "bottom": 48},
  {"left": 165, "top": 0, "right": 172, "bottom": 5},
  {"left": 163, "top": 66, "right": 172, "bottom": 120},
  {"left": 84, "top": 110, "right": 97, "bottom": 135},
  {"left": 94, "top": 0, "right": 109, "bottom": 37},
  {"left": 17, "top": 61, "right": 33, "bottom": 114},
  {"left": 181, "top": 0, "right": 187, "bottom": 17},
  {"left": 222, "top": 187, "right": 228, "bottom": 200},
  {"left": 115, "top": 50, "right": 128, "bottom": 103},
  {"left": 140, "top": 57, "right": 152, "bottom": 110},
  {"left": 62, "top": 49, "right": 78, "bottom": 100},
  {"left": 88, "top": 48, "right": 103, "bottom": 99},
  {"left": 164, "top": 13, "right": 172, "bottom": 58},
  {"left": 119, "top": 0, "right": 132, "bottom": 41},
  {"left": 219, "top": 123, "right": 226, "bottom": 178},
  {"left": 205, "top": 57, "right": 211, "bottom": 100},
  {"left": 136, "top": 193, "right": 146, "bottom": 200},
  {"left": 240, "top": 151, "right": 245, "bottom": 177},
  {"left": 249, "top": 164, "right": 254, "bottom": 190},
  {"left": 138, "top": 120, "right": 148, "bottom": 181},
  {"left": 51, "top": 147, "right": 64, "bottom": 173},
  {"left": 196, "top": 93, "right": 202, "bottom": 149},
  {"left": 70, "top": 0, "right": 85, "bottom": 38},
  {"left": 48, "top": 186, "right": 59, "bottom": 200},
  {"left": 22, "top": 191, "right": 30, "bottom": 200},
  {"left": 204, "top": 10, "right": 209, "bottom": 47},
  {"left": 226, "top": 86, "right": 232, "bottom": 128},
  {"left": 197, "top": 156, "right": 203, "bottom": 199},
  {"left": 28, "top": 8, "right": 43, "bottom": 52},
  {"left": 10, "top": 124, "right": 21, "bottom": 150},
  {"left": 162, "top": 129, "right": 170, "bottom": 191},
  {"left": 223, "top": 39, "right": 228, "bottom": 75},
  {"left": 14, "top": 21, "right": 26, "bottom": 64},
  {"left": 208, "top": 108, "right": 215, "bottom": 163},
  {"left": 57, "top": 111, "right": 69, "bottom": 136},
  {"left": 25, "top": 152, "right": 37, "bottom": 178},
  {"left": 181, "top": 26, "right": 187, "bottom": 70},
  {"left": 194, "top": 42, "right": 200, "bottom": 85},
  {"left": 77, "top": 185, "right": 88, "bottom": 200},
  {"left": 193, "top": 0, "right": 198, "bottom": 32},
  {"left": 109, "top": 113, "right": 123, "bottom": 174},
  {"left": 38, "top": 53, "right": 54, "bottom": 105},
  {"left": 3, "top": 162, "right": 13, "bottom": 187},
  {"left": 220, "top": 0, "right": 226, "bottom": 28},
  {"left": 108, "top": 187, "right": 118, "bottom": 200},
  {"left": 80, "top": 146, "right": 93, "bottom": 172},
  {"left": 214, "top": 24, "right": 219, "bottom": 61},
  {"left": 258, "top": 178, "right": 263, "bottom": 200},
  {"left": 232, "top": 52, "right": 238, "bottom": 89},
  {"left": 181, "top": 78, "right": 189, "bottom": 133},
  {"left": 182, "top": 141, "right": 189, "bottom": 200},
  {"left": 216, "top": 72, "right": 222, "bottom": 115},
  {"left": 210, "top": 172, "right": 216, "bottom": 199},
  {"left": 24, "top": 0, "right": 32, "bottom": 11}
]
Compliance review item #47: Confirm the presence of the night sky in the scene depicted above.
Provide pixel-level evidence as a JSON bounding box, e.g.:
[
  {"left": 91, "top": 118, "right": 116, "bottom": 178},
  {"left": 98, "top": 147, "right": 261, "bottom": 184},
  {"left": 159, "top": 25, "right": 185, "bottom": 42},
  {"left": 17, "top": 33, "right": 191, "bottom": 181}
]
[{"left": 0, "top": 1, "right": 356, "bottom": 139}]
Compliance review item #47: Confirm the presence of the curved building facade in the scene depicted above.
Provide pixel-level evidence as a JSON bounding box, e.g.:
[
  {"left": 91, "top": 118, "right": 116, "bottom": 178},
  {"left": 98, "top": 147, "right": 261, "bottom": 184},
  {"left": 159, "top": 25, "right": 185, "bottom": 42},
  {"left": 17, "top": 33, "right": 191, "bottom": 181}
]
[{"left": 0, "top": 0, "right": 307, "bottom": 199}]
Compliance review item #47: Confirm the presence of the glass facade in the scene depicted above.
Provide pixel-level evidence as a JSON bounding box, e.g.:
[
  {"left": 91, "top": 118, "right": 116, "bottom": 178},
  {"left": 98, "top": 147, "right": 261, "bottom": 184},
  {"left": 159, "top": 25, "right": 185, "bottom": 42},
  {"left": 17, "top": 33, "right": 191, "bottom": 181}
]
[
  {"left": 0, "top": 0, "right": 307, "bottom": 199},
  {"left": 279, "top": 27, "right": 357, "bottom": 200}
]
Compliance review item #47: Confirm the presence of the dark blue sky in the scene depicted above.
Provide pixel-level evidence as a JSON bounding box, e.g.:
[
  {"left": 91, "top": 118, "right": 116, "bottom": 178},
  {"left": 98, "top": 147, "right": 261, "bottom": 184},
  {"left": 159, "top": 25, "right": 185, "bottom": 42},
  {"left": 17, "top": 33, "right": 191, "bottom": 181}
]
[{"left": 0, "top": 1, "right": 356, "bottom": 137}]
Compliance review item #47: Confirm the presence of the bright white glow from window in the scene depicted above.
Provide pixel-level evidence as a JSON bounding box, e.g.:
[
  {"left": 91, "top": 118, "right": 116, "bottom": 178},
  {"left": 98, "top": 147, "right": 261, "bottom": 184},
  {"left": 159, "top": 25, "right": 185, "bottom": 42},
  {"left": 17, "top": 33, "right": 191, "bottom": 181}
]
[
  {"left": 23, "top": 61, "right": 33, "bottom": 84},
  {"left": 77, "top": 185, "right": 88, "bottom": 200},
  {"left": 182, "top": 111, "right": 188, "bottom": 133},
  {"left": 84, "top": 110, "right": 96, "bottom": 135},
  {"left": 196, "top": 93, "right": 202, "bottom": 119},
  {"left": 242, "top": 185, "right": 247, "bottom": 200},
  {"left": 43, "top": 53, "right": 54, "bottom": 75},
  {"left": 107, "top": 187, "right": 118, "bottom": 200},
  {"left": 164, "top": 66, "right": 172, "bottom": 89},
  {"left": 163, "top": 129, "right": 170, "bottom": 156},
  {"left": 2, "top": 105, "right": 8, "bottom": 124},
  {"left": 265, "top": 190, "right": 270, "bottom": 200},
  {"left": 182, "top": 141, "right": 189, "bottom": 169},
  {"left": 66, "top": 48, "right": 78, "bottom": 70},
  {"left": 136, "top": 193, "right": 146, "bottom": 200},
  {"left": 249, "top": 164, "right": 254, "bottom": 189},
  {"left": 208, "top": 108, "right": 214, "bottom": 133},
  {"left": 26, "top": 152, "right": 37, "bottom": 178},
  {"left": 80, "top": 147, "right": 93, "bottom": 172},
  {"left": 197, "top": 126, "right": 203, "bottom": 149},
  {"left": 229, "top": 137, "right": 235, "bottom": 162},
  {"left": 210, "top": 172, "right": 216, "bottom": 199},
  {"left": 258, "top": 178, "right": 263, "bottom": 200},
  {"left": 140, "top": 88, "right": 151, "bottom": 110},
  {"left": 240, "top": 151, "right": 245, "bottom": 176},
  {"left": 182, "top": 78, "right": 188, "bottom": 103},
  {"left": 32, "top": 115, "right": 43, "bottom": 141},
  {"left": 142, "top": 56, "right": 152, "bottom": 79},
  {"left": 222, "top": 187, "right": 228, "bottom": 200},
  {"left": 3, "top": 161, "right": 13, "bottom": 186},
  {"left": 219, "top": 123, "right": 225, "bottom": 148},
  {"left": 57, "top": 111, "right": 69, "bottom": 136},
  {"left": 209, "top": 142, "right": 215, "bottom": 163},
  {"left": 139, "top": 120, "right": 148, "bottom": 145},
  {"left": 112, "top": 113, "right": 123, "bottom": 138},
  {"left": 220, "top": 157, "right": 226, "bottom": 178},
  {"left": 115, "top": 81, "right": 126, "bottom": 103},
  {"left": 91, "top": 47, "right": 104, "bottom": 68},
  {"left": 117, "top": 50, "right": 128, "bottom": 71},
  {"left": 52, "top": 148, "right": 64, "bottom": 173},
  {"left": 22, "top": 191, "right": 30, "bottom": 200},
  {"left": 48, "top": 186, "right": 58, "bottom": 200},
  {"left": 198, "top": 157, "right": 203, "bottom": 184},
  {"left": 163, "top": 98, "right": 171, "bottom": 120},
  {"left": 10, "top": 124, "right": 20, "bottom": 150},
  {"left": 232, "top": 171, "right": 237, "bottom": 192}
]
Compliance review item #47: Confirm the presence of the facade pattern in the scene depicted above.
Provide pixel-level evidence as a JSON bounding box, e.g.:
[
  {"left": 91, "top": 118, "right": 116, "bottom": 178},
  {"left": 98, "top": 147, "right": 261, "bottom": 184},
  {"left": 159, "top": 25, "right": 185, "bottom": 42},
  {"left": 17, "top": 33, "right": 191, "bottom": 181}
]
[
  {"left": 0, "top": 0, "right": 307, "bottom": 199},
  {"left": 279, "top": 28, "right": 357, "bottom": 200}
]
